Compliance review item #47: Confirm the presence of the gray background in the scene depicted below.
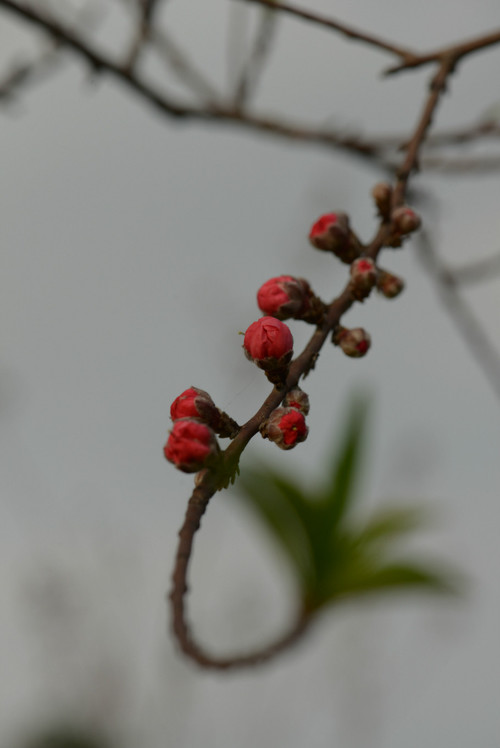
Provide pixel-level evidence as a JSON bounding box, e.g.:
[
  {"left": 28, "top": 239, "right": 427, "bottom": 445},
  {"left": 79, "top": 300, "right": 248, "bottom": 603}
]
[{"left": 1, "top": 0, "right": 500, "bottom": 746}]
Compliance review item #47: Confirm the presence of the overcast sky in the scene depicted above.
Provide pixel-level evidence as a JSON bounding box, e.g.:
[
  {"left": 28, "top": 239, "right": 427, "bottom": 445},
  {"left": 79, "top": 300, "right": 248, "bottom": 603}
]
[{"left": 1, "top": 1, "right": 500, "bottom": 747}]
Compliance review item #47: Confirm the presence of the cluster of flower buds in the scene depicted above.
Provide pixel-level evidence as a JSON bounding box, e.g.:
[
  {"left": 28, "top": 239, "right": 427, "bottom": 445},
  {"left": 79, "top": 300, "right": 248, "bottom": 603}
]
[
  {"left": 308, "top": 212, "right": 361, "bottom": 264},
  {"left": 257, "top": 275, "right": 327, "bottom": 325},
  {"left": 332, "top": 326, "right": 371, "bottom": 358},
  {"left": 165, "top": 191, "right": 416, "bottom": 477},
  {"left": 164, "top": 387, "right": 240, "bottom": 472},
  {"left": 243, "top": 316, "right": 294, "bottom": 387},
  {"left": 260, "top": 387, "right": 309, "bottom": 450}
]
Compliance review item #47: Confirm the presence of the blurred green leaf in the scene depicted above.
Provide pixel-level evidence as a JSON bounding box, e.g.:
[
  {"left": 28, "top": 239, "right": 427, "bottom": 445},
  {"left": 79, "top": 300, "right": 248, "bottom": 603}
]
[
  {"left": 236, "top": 465, "right": 317, "bottom": 592},
  {"left": 317, "top": 393, "right": 369, "bottom": 530},
  {"left": 233, "top": 393, "right": 459, "bottom": 614},
  {"left": 354, "top": 506, "right": 428, "bottom": 548}
]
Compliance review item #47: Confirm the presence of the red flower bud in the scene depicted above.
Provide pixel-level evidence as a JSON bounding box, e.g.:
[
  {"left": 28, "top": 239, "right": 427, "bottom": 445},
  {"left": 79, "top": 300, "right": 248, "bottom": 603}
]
[
  {"left": 261, "top": 407, "right": 308, "bottom": 450},
  {"left": 283, "top": 387, "right": 310, "bottom": 415},
  {"left": 164, "top": 418, "right": 219, "bottom": 473},
  {"left": 170, "top": 387, "right": 218, "bottom": 422},
  {"left": 391, "top": 206, "right": 421, "bottom": 235},
  {"left": 333, "top": 327, "right": 371, "bottom": 358},
  {"left": 376, "top": 269, "right": 405, "bottom": 299},
  {"left": 349, "top": 257, "right": 377, "bottom": 299},
  {"left": 309, "top": 212, "right": 349, "bottom": 251},
  {"left": 243, "top": 317, "right": 293, "bottom": 369},
  {"left": 257, "top": 275, "right": 311, "bottom": 320}
]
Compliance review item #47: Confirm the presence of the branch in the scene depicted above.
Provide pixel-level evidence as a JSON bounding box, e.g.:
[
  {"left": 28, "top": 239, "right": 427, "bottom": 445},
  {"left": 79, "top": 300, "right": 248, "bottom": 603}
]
[
  {"left": 169, "top": 52, "right": 459, "bottom": 669},
  {"left": 236, "top": 0, "right": 419, "bottom": 62},
  {"left": 170, "top": 483, "right": 312, "bottom": 669},
  {"left": 417, "top": 232, "right": 500, "bottom": 402},
  {"left": 386, "top": 27, "right": 500, "bottom": 74}
]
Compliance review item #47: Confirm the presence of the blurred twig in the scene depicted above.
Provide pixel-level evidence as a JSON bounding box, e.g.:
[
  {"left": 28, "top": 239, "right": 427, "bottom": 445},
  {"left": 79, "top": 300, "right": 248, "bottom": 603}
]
[
  {"left": 232, "top": 4, "right": 278, "bottom": 109},
  {"left": 236, "top": 0, "right": 419, "bottom": 62},
  {"left": 0, "top": 43, "right": 61, "bottom": 103},
  {"left": 417, "top": 230, "right": 500, "bottom": 401}
]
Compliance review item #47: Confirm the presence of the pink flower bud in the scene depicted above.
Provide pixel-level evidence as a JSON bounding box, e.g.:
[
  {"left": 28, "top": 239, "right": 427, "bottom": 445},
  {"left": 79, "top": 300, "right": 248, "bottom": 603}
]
[
  {"left": 257, "top": 275, "right": 311, "bottom": 320},
  {"left": 376, "top": 269, "right": 405, "bottom": 299},
  {"left": 309, "top": 212, "right": 349, "bottom": 251},
  {"left": 170, "top": 387, "right": 218, "bottom": 422},
  {"left": 243, "top": 317, "right": 293, "bottom": 369},
  {"left": 391, "top": 206, "right": 421, "bottom": 235},
  {"left": 164, "top": 418, "right": 219, "bottom": 473},
  {"left": 333, "top": 327, "right": 371, "bottom": 358},
  {"left": 349, "top": 257, "right": 377, "bottom": 299},
  {"left": 283, "top": 387, "right": 310, "bottom": 415},
  {"left": 261, "top": 407, "right": 308, "bottom": 450}
]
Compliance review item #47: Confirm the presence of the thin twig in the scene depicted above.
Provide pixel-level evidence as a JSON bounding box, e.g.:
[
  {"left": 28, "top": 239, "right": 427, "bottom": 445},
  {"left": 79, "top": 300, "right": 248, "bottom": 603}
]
[
  {"left": 0, "top": 43, "right": 61, "bottom": 102},
  {"left": 236, "top": 0, "right": 419, "bottom": 62},
  {"left": 233, "top": 4, "right": 278, "bottom": 109},
  {"left": 386, "top": 27, "right": 500, "bottom": 74},
  {"left": 448, "top": 251, "right": 500, "bottom": 285}
]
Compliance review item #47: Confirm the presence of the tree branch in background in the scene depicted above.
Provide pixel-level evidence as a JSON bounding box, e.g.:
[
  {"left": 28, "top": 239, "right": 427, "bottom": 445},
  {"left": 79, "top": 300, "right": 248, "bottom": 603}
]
[{"left": 417, "top": 232, "right": 500, "bottom": 402}]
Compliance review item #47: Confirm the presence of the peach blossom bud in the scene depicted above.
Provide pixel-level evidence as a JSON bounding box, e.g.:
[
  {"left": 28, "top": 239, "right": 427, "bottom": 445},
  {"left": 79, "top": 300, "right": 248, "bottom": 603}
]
[
  {"left": 243, "top": 317, "right": 293, "bottom": 369},
  {"left": 164, "top": 418, "right": 219, "bottom": 473},
  {"left": 257, "top": 275, "right": 311, "bottom": 320},
  {"left": 333, "top": 326, "right": 371, "bottom": 358},
  {"left": 170, "top": 387, "right": 218, "bottom": 423},
  {"left": 376, "top": 269, "right": 405, "bottom": 299},
  {"left": 283, "top": 388, "right": 310, "bottom": 415},
  {"left": 309, "top": 212, "right": 350, "bottom": 252},
  {"left": 261, "top": 407, "right": 308, "bottom": 450},
  {"left": 391, "top": 205, "right": 421, "bottom": 235},
  {"left": 349, "top": 257, "right": 377, "bottom": 299},
  {"left": 372, "top": 182, "right": 392, "bottom": 218}
]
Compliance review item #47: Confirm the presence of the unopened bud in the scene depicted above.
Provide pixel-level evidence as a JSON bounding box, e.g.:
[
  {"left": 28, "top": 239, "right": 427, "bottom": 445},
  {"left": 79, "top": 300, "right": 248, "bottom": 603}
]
[
  {"left": 283, "top": 388, "right": 310, "bottom": 415},
  {"left": 170, "top": 387, "right": 217, "bottom": 423},
  {"left": 243, "top": 317, "right": 293, "bottom": 388},
  {"left": 333, "top": 326, "right": 371, "bottom": 358},
  {"left": 372, "top": 182, "right": 392, "bottom": 219},
  {"left": 257, "top": 275, "right": 311, "bottom": 320},
  {"left": 391, "top": 206, "right": 421, "bottom": 235},
  {"left": 164, "top": 418, "right": 220, "bottom": 473},
  {"left": 376, "top": 269, "right": 405, "bottom": 299},
  {"left": 260, "top": 407, "right": 308, "bottom": 450},
  {"left": 349, "top": 257, "right": 377, "bottom": 300},
  {"left": 308, "top": 212, "right": 360, "bottom": 264}
]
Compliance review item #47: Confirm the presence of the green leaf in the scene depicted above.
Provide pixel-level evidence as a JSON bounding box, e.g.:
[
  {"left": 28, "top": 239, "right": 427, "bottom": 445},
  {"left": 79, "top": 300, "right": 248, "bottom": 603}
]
[
  {"left": 317, "top": 393, "right": 370, "bottom": 530},
  {"left": 353, "top": 506, "right": 428, "bottom": 548},
  {"left": 327, "top": 560, "right": 460, "bottom": 601},
  {"left": 235, "top": 465, "right": 317, "bottom": 592}
]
